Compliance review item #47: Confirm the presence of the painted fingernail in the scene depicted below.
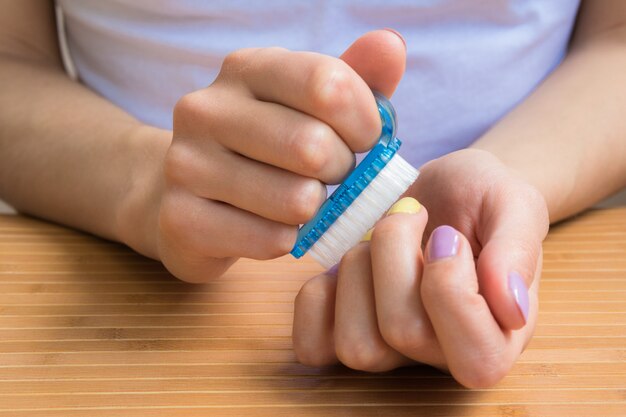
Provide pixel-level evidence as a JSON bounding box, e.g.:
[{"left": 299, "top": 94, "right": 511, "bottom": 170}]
[
  {"left": 361, "top": 227, "right": 374, "bottom": 242},
  {"left": 508, "top": 271, "right": 529, "bottom": 323},
  {"left": 428, "top": 225, "right": 459, "bottom": 261},
  {"left": 387, "top": 197, "right": 421, "bottom": 215},
  {"left": 383, "top": 28, "right": 406, "bottom": 49},
  {"left": 326, "top": 264, "right": 339, "bottom": 276}
]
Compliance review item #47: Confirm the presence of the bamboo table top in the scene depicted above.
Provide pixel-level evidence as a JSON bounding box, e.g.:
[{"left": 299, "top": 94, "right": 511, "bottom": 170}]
[{"left": 0, "top": 208, "right": 625, "bottom": 416}]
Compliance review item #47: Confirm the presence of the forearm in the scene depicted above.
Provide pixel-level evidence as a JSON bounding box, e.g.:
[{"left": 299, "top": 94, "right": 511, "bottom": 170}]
[
  {"left": 472, "top": 26, "right": 626, "bottom": 222},
  {"left": 0, "top": 56, "right": 170, "bottom": 257}
]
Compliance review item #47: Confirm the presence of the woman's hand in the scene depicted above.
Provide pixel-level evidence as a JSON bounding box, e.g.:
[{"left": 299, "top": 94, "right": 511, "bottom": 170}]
[
  {"left": 292, "top": 149, "right": 549, "bottom": 388},
  {"left": 149, "top": 30, "right": 406, "bottom": 282}
]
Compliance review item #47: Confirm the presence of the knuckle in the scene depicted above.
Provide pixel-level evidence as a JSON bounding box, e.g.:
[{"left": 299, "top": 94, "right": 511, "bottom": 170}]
[
  {"left": 308, "top": 60, "right": 353, "bottom": 115},
  {"left": 293, "top": 276, "right": 336, "bottom": 367},
  {"left": 260, "top": 225, "right": 297, "bottom": 259},
  {"left": 283, "top": 179, "right": 325, "bottom": 224},
  {"left": 455, "top": 353, "right": 509, "bottom": 389},
  {"left": 370, "top": 211, "right": 427, "bottom": 250},
  {"left": 220, "top": 47, "right": 288, "bottom": 80},
  {"left": 297, "top": 274, "right": 335, "bottom": 302},
  {"left": 293, "top": 333, "right": 336, "bottom": 368},
  {"left": 173, "top": 91, "right": 206, "bottom": 130},
  {"left": 163, "top": 143, "right": 196, "bottom": 186},
  {"left": 158, "top": 197, "right": 193, "bottom": 247},
  {"left": 371, "top": 218, "right": 406, "bottom": 243},
  {"left": 336, "top": 339, "right": 388, "bottom": 372},
  {"left": 340, "top": 243, "right": 370, "bottom": 267},
  {"left": 220, "top": 48, "right": 252, "bottom": 75},
  {"left": 294, "top": 346, "right": 328, "bottom": 368},
  {"left": 379, "top": 319, "right": 432, "bottom": 355},
  {"left": 289, "top": 122, "right": 334, "bottom": 177},
  {"left": 420, "top": 270, "right": 461, "bottom": 304},
  {"left": 158, "top": 197, "right": 219, "bottom": 262},
  {"left": 164, "top": 257, "right": 231, "bottom": 285}
]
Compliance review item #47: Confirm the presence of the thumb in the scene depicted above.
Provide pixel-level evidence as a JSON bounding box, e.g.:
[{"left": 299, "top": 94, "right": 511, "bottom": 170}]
[
  {"left": 476, "top": 185, "right": 549, "bottom": 330},
  {"left": 340, "top": 29, "right": 406, "bottom": 98}
]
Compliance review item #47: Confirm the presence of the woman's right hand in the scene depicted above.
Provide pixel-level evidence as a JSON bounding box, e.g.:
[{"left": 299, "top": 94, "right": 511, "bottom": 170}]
[{"left": 154, "top": 30, "right": 407, "bottom": 282}]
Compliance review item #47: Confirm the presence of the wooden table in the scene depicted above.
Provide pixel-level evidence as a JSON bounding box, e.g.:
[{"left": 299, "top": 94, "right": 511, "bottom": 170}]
[{"left": 0, "top": 208, "right": 624, "bottom": 416}]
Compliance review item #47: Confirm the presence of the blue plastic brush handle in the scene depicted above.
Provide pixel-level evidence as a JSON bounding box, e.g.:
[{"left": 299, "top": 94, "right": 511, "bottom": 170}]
[{"left": 290, "top": 92, "right": 401, "bottom": 259}]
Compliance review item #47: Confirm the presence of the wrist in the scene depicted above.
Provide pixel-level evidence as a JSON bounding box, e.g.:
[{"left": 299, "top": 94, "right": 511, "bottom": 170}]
[{"left": 115, "top": 124, "right": 172, "bottom": 260}]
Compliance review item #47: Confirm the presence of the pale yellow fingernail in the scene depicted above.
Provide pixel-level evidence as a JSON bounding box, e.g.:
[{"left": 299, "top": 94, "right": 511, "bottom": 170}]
[
  {"left": 361, "top": 227, "right": 374, "bottom": 242},
  {"left": 387, "top": 197, "right": 421, "bottom": 215}
]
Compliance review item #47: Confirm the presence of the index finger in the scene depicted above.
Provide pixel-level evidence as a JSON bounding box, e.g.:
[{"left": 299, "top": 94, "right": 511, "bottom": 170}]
[{"left": 220, "top": 47, "right": 381, "bottom": 153}]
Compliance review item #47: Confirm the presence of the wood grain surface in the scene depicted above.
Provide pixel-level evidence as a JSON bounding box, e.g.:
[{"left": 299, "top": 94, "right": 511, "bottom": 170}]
[{"left": 0, "top": 208, "right": 624, "bottom": 416}]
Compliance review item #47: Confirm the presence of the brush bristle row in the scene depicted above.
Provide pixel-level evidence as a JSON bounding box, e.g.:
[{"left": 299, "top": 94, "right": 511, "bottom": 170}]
[{"left": 309, "top": 154, "right": 419, "bottom": 268}]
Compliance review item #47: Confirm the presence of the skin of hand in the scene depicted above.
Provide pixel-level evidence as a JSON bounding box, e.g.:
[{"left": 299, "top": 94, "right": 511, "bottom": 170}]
[
  {"left": 2, "top": 0, "right": 623, "bottom": 287},
  {"left": 292, "top": 0, "right": 626, "bottom": 387},
  {"left": 0, "top": 2, "right": 405, "bottom": 284},
  {"left": 1, "top": 2, "right": 623, "bottom": 388},
  {"left": 293, "top": 152, "right": 549, "bottom": 388},
  {"left": 152, "top": 30, "right": 407, "bottom": 282}
]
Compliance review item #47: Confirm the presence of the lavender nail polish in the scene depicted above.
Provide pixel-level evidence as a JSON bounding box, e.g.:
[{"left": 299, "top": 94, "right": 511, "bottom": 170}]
[
  {"left": 508, "top": 271, "right": 529, "bottom": 323},
  {"left": 429, "top": 225, "right": 459, "bottom": 261},
  {"left": 326, "top": 263, "right": 340, "bottom": 276}
]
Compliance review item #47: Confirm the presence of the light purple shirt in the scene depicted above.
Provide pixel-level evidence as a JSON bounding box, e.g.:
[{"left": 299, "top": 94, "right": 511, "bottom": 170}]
[{"left": 57, "top": 0, "right": 580, "bottom": 168}]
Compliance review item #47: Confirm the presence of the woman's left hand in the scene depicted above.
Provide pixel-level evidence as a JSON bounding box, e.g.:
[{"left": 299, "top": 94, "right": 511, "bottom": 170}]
[{"left": 292, "top": 148, "right": 549, "bottom": 388}]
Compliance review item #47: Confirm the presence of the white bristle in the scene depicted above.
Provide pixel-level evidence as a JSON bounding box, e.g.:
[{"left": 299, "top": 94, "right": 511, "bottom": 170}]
[{"left": 309, "top": 155, "right": 419, "bottom": 268}]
